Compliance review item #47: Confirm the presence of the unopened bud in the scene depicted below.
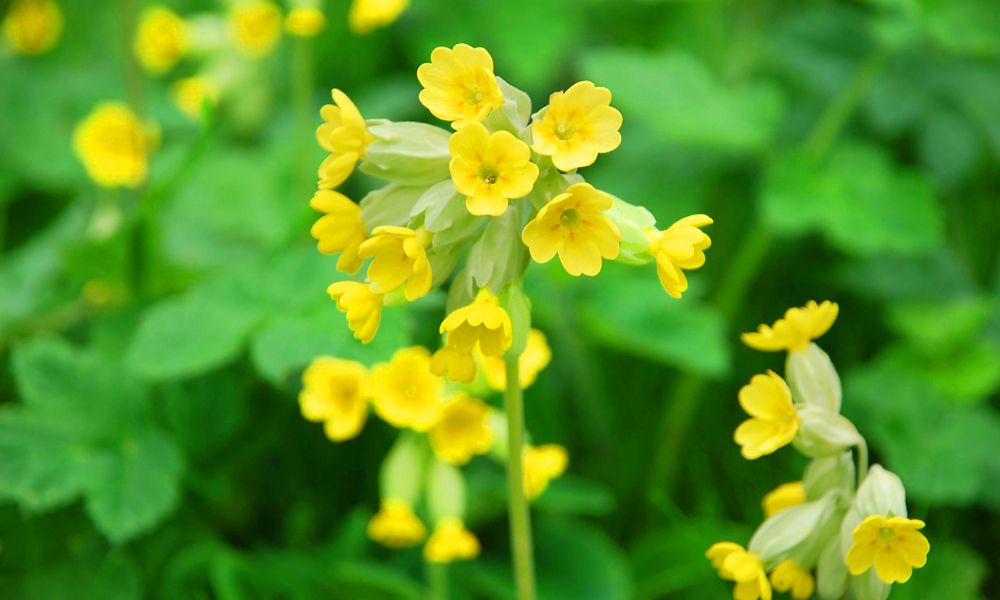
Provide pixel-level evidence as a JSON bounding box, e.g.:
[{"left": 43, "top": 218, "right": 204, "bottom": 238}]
[
  {"left": 361, "top": 120, "right": 451, "bottom": 185},
  {"left": 381, "top": 432, "right": 428, "bottom": 506},
  {"left": 360, "top": 183, "right": 428, "bottom": 229},
  {"left": 804, "top": 452, "right": 854, "bottom": 500},
  {"left": 427, "top": 460, "right": 466, "bottom": 522},
  {"left": 793, "top": 406, "right": 863, "bottom": 458},
  {"left": 786, "top": 342, "right": 842, "bottom": 412},
  {"left": 604, "top": 197, "right": 656, "bottom": 265}
]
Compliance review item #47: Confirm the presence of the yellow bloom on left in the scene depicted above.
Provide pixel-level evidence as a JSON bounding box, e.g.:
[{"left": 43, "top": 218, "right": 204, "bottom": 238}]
[
  {"left": 2, "top": 0, "right": 62, "bottom": 56},
  {"left": 299, "top": 357, "right": 369, "bottom": 442},
  {"left": 742, "top": 301, "right": 839, "bottom": 353},
  {"left": 531, "top": 81, "right": 622, "bottom": 172},
  {"left": 769, "top": 560, "right": 814, "bottom": 600},
  {"left": 327, "top": 282, "right": 383, "bottom": 343},
  {"left": 358, "top": 226, "right": 433, "bottom": 301},
  {"left": 368, "top": 499, "right": 426, "bottom": 548},
  {"left": 230, "top": 1, "right": 282, "bottom": 57},
  {"left": 316, "top": 89, "right": 375, "bottom": 189},
  {"left": 734, "top": 370, "right": 798, "bottom": 460},
  {"left": 762, "top": 481, "right": 805, "bottom": 518},
  {"left": 73, "top": 102, "right": 150, "bottom": 189},
  {"left": 647, "top": 215, "right": 713, "bottom": 299},
  {"left": 846, "top": 515, "right": 929, "bottom": 584},
  {"left": 285, "top": 6, "right": 326, "bottom": 37},
  {"left": 348, "top": 0, "right": 409, "bottom": 35},
  {"left": 134, "top": 6, "right": 187, "bottom": 74},
  {"left": 479, "top": 328, "right": 552, "bottom": 391},
  {"left": 417, "top": 43, "right": 504, "bottom": 129},
  {"left": 371, "top": 347, "right": 445, "bottom": 431},
  {"left": 523, "top": 444, "right": 568, "bottom": 500},
  {"left": 706, "top": 542, "right": 772, "bottom": 600},
  {"left": 429, "top": 394, "right": 493, "bottom": 465},
  {"left": 171, "top": 76, "right": 219, "bottom": 120},
  {"left": 424, "top": 518, "right": 480, "bottom": 563},
  {"left": 310, "top": 190, "right": 367, "bottom": 274},
  {"left": 448, "top": 122, "right": 539, "bottom": 216}
]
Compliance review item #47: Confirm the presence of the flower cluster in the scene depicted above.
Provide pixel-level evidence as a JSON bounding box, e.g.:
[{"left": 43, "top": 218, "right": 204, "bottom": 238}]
[
  {"left": 707, "top": 301, "right": 929, "bottom": 600},
  {"left": 2, "top": 0, "right": 62, "bottom": 56}
]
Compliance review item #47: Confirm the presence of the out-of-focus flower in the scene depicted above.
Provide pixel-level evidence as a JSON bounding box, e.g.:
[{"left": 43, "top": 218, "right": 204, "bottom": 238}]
[
  {"left": 348, "top": 0, "right": 408, "bottom": 35},
  {"left": 2, "top": 0, "right": 62, "bottom": 56},
  {"left": 229, "top": 0, "right": 282, "bottom": 57},
  {"left": 73, "top": 102, "right": 150, "bottom": 189},
  {"left": 358, "top": 226, "right": 433, "bottom": 301},
  {"left": 742, "top": 301, "right": 839, "bottom": 353},
  {"left": 368, "top": 499, "right": 426, "bottom": 548},
  {"left": 310, "top": 190, "right": 366, "bottom": 273},
  {"left": 846, "top": 515, "right": 929, "bottom": 584},
  {"left": 769, "top": 560, "right": 814, "bottom": 600},
  {"left": 171, "top": 76, "right": 219, "bottom": 119},
  {"left": 762, "top": 481, "right": 805, "bottom": 518},
  {"left": 437, "top": 288, "right": 512, "bottom": 357},
  {"left": 424, "top": 517, "right": 480, "bottom": 563},
  {"left": 531, "top": 81, "right": 622, "bottom": 172},
  {"left": 285, "top": 5, "right": 325, "bottom": 37},
  {"left": 429, "top": 394, "right": 493, "bottom": 465},
  {"left": 479, "top": 328, "right": 551, "bottom": 391},
  {"left": 522, "top": 444, "right": 567, "bottom": 500},
  {"left": 646, "top": 215, "right": 712, "bottom": 299},
  {"left": 327, "top": 282, "right": 383, "bottom": 343},
  {"left": 417, "top": 43, "right": 504, "bottom": 129},
  {"left": 429, "top": 346, "right": 477, "bottom": 384},
  {"left": 706, "top": 542, "right": 772, "bottom": 600},
  {"left": 371, "top": 347, "right": 445, "bottom": 431},
  {"left": 316, "top": 89, "right": 375, "bottom": 189},
  {"left": 734, "top": 370, "right": 798, "bottom": 460},
  {"left": 448, "top": 122, "right": 538, "bottom": 216},
  {"left": 299, "top": 357, "right": 369, "bottom": 441},
  {"left": 134, "top": 6, "right": 187, "bottom": 74}
]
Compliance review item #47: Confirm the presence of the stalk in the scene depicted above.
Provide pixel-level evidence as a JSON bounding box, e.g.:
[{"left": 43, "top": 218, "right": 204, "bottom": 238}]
[
  {"left": 426, "top": 561, "right": 448, "bottom": 600},
  {"left": 504, "top": 337, "right": 536, "bottom": 600}
]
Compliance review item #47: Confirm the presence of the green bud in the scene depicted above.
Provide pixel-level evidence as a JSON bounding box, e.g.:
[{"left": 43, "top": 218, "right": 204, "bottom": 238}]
[
  {"left": 482, "top": 76, "right": 532, "bottom": 135},
  {"left": 815, "top": 536, "right": 849, "bottom": 600},
  {"left": 804, "top": 452, "right": 855, "bottom": 500},
  {"left": 360, "top": 120, "right": 451, "bottom": 185},
  {"left": 793, "top": 406, "right": 863, "bottom": 458},
  {"left": 605, "top": 197, "right": 656, "bottom": 265},
  {"left": 466, "top": 207, "right": 529, "bottom": 292},
  {"left": 380, "top": 432, "right": 427, "bottom": 505},
  {"left": 749, "top": 492, "right": 840, "bottom": 565},
  {"left": 360, "top": 183, "right": 427, "bottom": 230},
  {"left": 501, "top": 284, "right": 532, "bottom": 359},
  {"left": 786, "top": 342, "right": 841, "bottom": 413},
  {"left": 410, "top": 180, "right": 485, "bottom": 252},
  {"left": 426, "top": 460, "right": 466, "bottom": 522}
]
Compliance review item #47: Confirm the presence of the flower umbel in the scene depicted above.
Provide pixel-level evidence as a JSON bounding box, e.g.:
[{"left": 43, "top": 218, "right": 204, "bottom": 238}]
[
  {"left": 299, "top": 357, "right": 369, "bottom": 442},
  {"left": 429, "top": 394, "right": 493, "bottom": 465},
  {"left": 2, "top": 0, "right": 62, "bottom": 56},
  {"left": 522, "top": 444, "right": 568, "bottom": 500},
  {"left": 424, "top": 517, "right": 480, "bottom": 563},
  {"left": 480, "top": 328, "right": 551, "bottom": 391},
  {"left": 706, "top": 542, "right": 772, "bottom": 600},
  {"left": 762, "top": 481, "right": 805, "bottom": 518},
  {"left": 310, "top": 190, "right": 367, "bottom": 273},
  {"left": 647, "top": 215, "right": 713, "bottom": 299},
  {"left": 417, "top": 43, "right": 504, "bottom": 129},
  {"left": 358, "top": 226, "right": 433, "bottom": 301},
  {"left": 73, "top": 102, "right": 150, "bottom": 189},
  {"left": 734, "top": 370, "right": 798, "bottom": 460},
  {"left": 371, "top": 347, "right": 445, "bottom": 431},
  {"left": 348, "top": 0, "right": 409, "bottom": 35},
  {"left": 449, "top": 122, "right": 539, "bottom": 216},
  {"left": 327, "top": 282, "right": 383, "bottom": 344},
  {"left": 230, "top": 1, "right": 282, "bottom": 57},
  {"left": 846, "top": 515, "right": 929, "bottom": 584},
  {"left": 742, "top": 301, "right": 839, "bottom": 353},
  {"left": 531, "top": 81, "right": 623, "bottom": 172},
  {"left": 316, "top": 89, "right": 375, "bottom": 189},
  {"left": 769, "top": 560, "right": 814, "bottom": 600},
  {"left": 134, "top": 6, "right": 187, "bottom": 74},
  {"left": 368, "top": 499, "right": 426, "bottom": 548}
]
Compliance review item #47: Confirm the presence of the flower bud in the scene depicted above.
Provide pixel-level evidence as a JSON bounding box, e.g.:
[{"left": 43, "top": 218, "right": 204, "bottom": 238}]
[
  {"left": 749, "top": 492, "right": 841, "bottom": 565},
  {"left": 426, "top": 460, "right": 466, "bottom": 522},
  {"left": 815, "top": 536, "right": 849, "bottom": 599},
  {"left": 803, "top": 452, "right": 854, "bottom": 500},
  {"left": 380, "top": 432, "right": 428, "bottom": 506},
  {"left": 360, "top": 183, "right": 428, "bottom": 229},
  {"left": 793, "top": 406, "right": 863, "bottom": 458},
  {"left": 482, "top": 77, "right": 532, "bottom": 134},
  {"left": 360, "top": 120, "right": 452, "bottom": 185},
  {"left": 786, "top": 342, "right": 841, "bottom": 412},
  {"left": 604, "top": 198, "right": 656, "bottom": 265},
  {"left": 466, "top": 209, "right": 529, "bottom": 292}
]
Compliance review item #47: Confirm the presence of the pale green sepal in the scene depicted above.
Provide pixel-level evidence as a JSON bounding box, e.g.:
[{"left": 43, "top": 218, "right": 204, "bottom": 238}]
[
  {"left": 466, "top": 208, "right": 529, "bottom": 292},
  {"left": 525, "top": 169, "right": 581, "bottom": 212},
  {"left": 428, "top": 251, "right": 459, "bottom": 289},
  {"left": 445, "top": 268, "right": 477, "bottom": 314},
  {"left": 749, "top": 492, "right": 837, "bottom": 565},
  {"left": 786, "top": 342, "right": 842, "bottom": 412},
  {"left": 804, "top": 452, "right": 855, "bottom": 501},
  {"left": 426, "top": 460, "right": 466, "bottom": 522},
  {"left": 606, "top": 196, "right": 656, "bottom": 265},
  {"left": 360, "top": 120, "right": 451, "bottom": 184},
  {"left": 793, "top": 406, "right": 863, "bottom": 458},
  {"left": 380, "top": 432, "right": 427, "bottom": 506},
  {"left": 360, "top": 183, "right": 428, "bottom": 229},
  {"left": 850, "top": 569, "right": 891, "bottom": 600},
  {"left": 410, "top": 179, "right": 485, "bottom": 252},
  {"left": 482, "top": 77, "right": 532, "bottom": 135},
  {"left": 815, "top": 535, "right": 850, "bottom": 600}
]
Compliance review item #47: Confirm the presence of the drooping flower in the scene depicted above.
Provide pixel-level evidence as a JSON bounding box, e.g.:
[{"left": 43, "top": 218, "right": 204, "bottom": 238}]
[
  {"left": 171, "top": 76, "right": 219, "bottom": 120},
  {"left": 429, "top": 394, "right": 493, "bottom": 465},
  {"left": 646, "top": 215, "right": 713, "bottom": 299},
  {"left": 424, "top": 517, "right": 480, "bottom": 563},
  {"left": 417, "top": 43, "right": 504, "bottom": 129},
  {"left": 310, "top": 190, "right": 367, "bottom": 273},
  {"left": 73, "top": 102, "right": 150, "bottom": 189},
  {"left": 521, "top": 182, "right": 621, "bottom": 276},
  {"left": 448, "top": 122, "right": 539, "bottom": 216},
  {"left": 742, "top": 301, "right": 839, "bottom": 353},
  {"left": 285, "top": 6, "right": 325, "bottom": 37},
  {"left": 348, "top": 0, "right": 409, "bottom": 35},
  {"left": 430, "top": 346, "right": 477, "bottom": 384},
  {"left": 358, "top": 226, "right": 432, "bottom": 301},
  {"left": 433, "top": 288, "right": 512, "bottom": 371},
  {"left": 734, "top": 370, "right": 798, "bottom": 460},
  {"left": 522, "top": 444, "right": 568, "bottom": 500},
  {"left": 370, "top": 347, "right": 445, "bottom": 431},
  {"left": 134, "top": 6, "right": 187, "bottom": 74},
  {"left": 706, "top": 542, "right": 772, "bottom": 600},
  {"left": 530, "top": 81, "right": 622, "bottom": 172},
  {"left": 327, "top": 282, "right": 383, "bottom": 343},
  {"left": 769, "top": 560, "right": 814, "bottom": 600},
  {"left": 479, "top": 328, "right": 551, "bottom": 391},
  {"left": 316, "top": 89, "right": 375, "bottom": 189},
  {"left": 368, "top": 499, "right": 426, "bottom": 548},
  {"left": 229, "top": 0, "right": 282, "bottom": 57},
  {"left": 846, "top": 515, "right": 929, "bottom": 584},
  {"left": 762, "top": 481, "right": 805, "bottom": 518},
  {"left": 2, "top": 0, "right": 62, "bottom": 56},
  {"left": 299, "top": 357, "right": 369, "bottom": 442}
]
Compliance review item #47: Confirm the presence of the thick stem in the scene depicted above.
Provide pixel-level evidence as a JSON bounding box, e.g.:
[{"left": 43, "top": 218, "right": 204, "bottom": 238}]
[{"left": 504, "top": 349, "right": 536, "bottom": 600}]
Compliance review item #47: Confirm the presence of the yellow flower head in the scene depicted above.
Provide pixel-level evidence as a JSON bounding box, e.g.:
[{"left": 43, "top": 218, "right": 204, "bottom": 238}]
[
  {"left": 769, "top": 560, "right": 814, "bottom": 600},
  {"left": 448, "top": 122, "right": 539, "bottom": 216},
  {"left": 438, "top": 288, "right": 512, "bottom": 358},
  {"left": 430, "top": 345, "right": 477, "bottom": 384},
  {"left": 299, "top": 357, "right": 369, "bottom": 442},
  {"left": 316, "top": 89, "right": 375, "bottom": 189},
  {"left": 734, "top": 370, "right": 798, "bottom": 460},
  {"left": 285, "top": 6, "right": 326, "bottom": 37},
  {"left": 429, "top": 394, "right": 493, "bottom": 465},
  {"left": 134, "top": 6, "right": 187, "bottom": 74},
  {"left": 424, "top": 517, "right": 480, "bottom": 563},
  {"left": 327, "top": 281, "right": 383, "bottom": 343},
  {"left": 417, "top": 43, "right": 504, "bottom": 129},
  {"left": 523, "top": 444, "right": 568, "bottom": 500},
  {"left": 171, "top": 76, "right": 219, "bottom": 120},
  {"left": 310, "top": 190, "right": 367, "bottom": 273},
  {"left": 846, "top": 515, "right": 929, "bottom": 584},
  {"left": 479, "top": 328, "right": 551, "bottom": 391},
  {"left": 762, "top": 481, "right": 805, "bottom": 518},
  {"left": 530, "top": 81, "right": 622, "bottom": 172},
  {"left": 368, "top": 499, "right": 426, "bottom": 548},
  {"left": 2, "top": 0, "right": 62, "bottom": 56},
  {"left": 706, "top": 542, "right": 772, "bottom": 600},
  {"left": 647, "top": 214, "right": 713, "bottom": 299},
  {"left": 348, "top": 0, "right": 409, "bottom": 35},
  {"left": 741, "top": 301, "right": 839, "bottom": 353},
  {"left": 73, "top": 102, "right": 150, "bottom": 189},
  {"left": 358, "top": 226, "right": 433, "bottom": 301},
  {"left": 521, "top": 182, "right": 621, "bottom": 277},
  {"left": 371, "top": 346, "right": 445, "bottom": 431},
  {"left": 230, "top": 1, "right": 282, "bottom": 57}
]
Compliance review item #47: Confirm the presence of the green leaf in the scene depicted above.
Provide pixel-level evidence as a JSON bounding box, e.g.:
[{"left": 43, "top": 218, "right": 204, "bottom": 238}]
[
  {"left": 533, "top": 474, "right": 616, "bottom": 516},
  {"left": 160, "top": 370, "right": 247, "bottom": 460},
  {"left": 534, "top": 518, "right": 632, "bottom": 600},
  {"left": 920, "top": 0, "right": 1000, "bottom": 56}
]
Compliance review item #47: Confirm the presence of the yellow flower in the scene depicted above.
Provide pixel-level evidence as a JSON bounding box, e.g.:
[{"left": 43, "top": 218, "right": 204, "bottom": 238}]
[
  {"left": 368, "top": 499, "right": 426, "bottom": 548},
  {"left": 846, "top": 515, "right": 929, "bottom": 584},
  {"left": 424, "top": 517, "right": 480, "bottom": 563},
  {"left": 285, "top": 6, "right": 325, "bottom": 37},
  {"left": 521, "top": 182, "right": 621, "bottom": 276},
  {"left": 371, "top": 347, "right": 445, "bottom": 431},
  {"left": 647, "top": 214, "right": 713, "bottom": 299},
  {"left": 171, "top": 76, "right": 219, "bottom": 120},
  {"left": 429, "top": 394, "right": 493, "bottom": 465},
  {"left": 429, "top": 346, "right": 477, "bottom": 384},
  {"left": 448, "top": 122, "right": 539, "bottom": 216},
  {"left": 299, "top": 357, "right": 369, "bottom": 442},
  {"left": 2, "top": 0, "right": 62, "bottom": 56},
  {"left": 769, "top": 560, "right": 814, "bottom": 600},
  {"left": 358, "top": 226, "right": 432, "bottom": 301},
  {"left": 73, "top": 102, "right": 150, "bottom": 189},
  {"left": 133, "top": 6, "right": 187, "bottom": 74},
  {"left": 479, "top": 328, "right": 551, "bottom": 391},
  {"left": 523, "top": 444, "right": 568, "bottom": 500},
  {"left": 348, "top": 0, "right": 408, "bottom": 35},
  {"left": 230, "top": 1, "right": 282, "bottom": 57},
  {"left": 316, "top": 89, "right": 375, "bottom": 189},
  {"left": 734, "top": 370, "right": 798, "bottom": 460},
  {"left": 741, "top": 301, "right": 839, "bottom": 353},
  {"left": 439, "top": 289, "right": 512, "bottom": 357},
  {"left": 327, "top": 282, "right": 383, "bottom": 343},
  {"left": 417, "top": 43, "right": 504, "bottom": 129},
  {"left": 706, "top": 542, "right": 772, "bottom": 600},
  {"left": 762, "top": 481, "right": 805, "bottom": 518},
  {"left": 530, "top": 81, "right": 622, "bottom": 172},
  {"left": 310, "top": 190, "right": 367, "bottom": 273}
]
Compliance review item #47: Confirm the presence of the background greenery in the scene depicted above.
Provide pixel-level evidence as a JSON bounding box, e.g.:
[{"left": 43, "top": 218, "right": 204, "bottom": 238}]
[{"left": 1, "top": 0, "right": 998, "bottom": 597}]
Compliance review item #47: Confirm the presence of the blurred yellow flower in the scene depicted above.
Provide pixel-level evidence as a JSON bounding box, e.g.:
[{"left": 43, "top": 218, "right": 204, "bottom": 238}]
[
  {"left": 348, "top": 0, "right": 408, "bottom": 35},
  {"left": 742, "top": 301, "right": 839, "bottom": 353},
  {"left": 417, "top": 43, "right": 503, "bottom": 129},
  {"left": 371, "top": 347, "right": 445, "bottom": 431},
  {"left": 429, "top": 346, "right": 477, "bottom": 384},
  {"left": 299, "top": 357, "right": 369, "bottom": 442},
  {"left": 2, "top": 0, "right": 62, "bottom": 56},
  {"left": 230, "top": 0, "right": 282, "bottom": 57},
  {"left": 479, "top": 328, "right": 551, "bottom": 391},
  {"left": 429, "top": 394, "right": 493, "bottom": 465},
  {"left": 310, "top": 190, "right": 366, "bottom": 273},
  {"left": 769, "top": 560, "right": 814, "bottom": 600},
  {"left": 424, "top": 517, "right": 480, "bottom": 562},
  {"left": 438, "top": 289, "right": 512, "bottom": 358},
  {"left": 647, "top": 214, "right": 712, "bottom": 299},
  {"left": 846, "top": 515, "right": 929, "bottom": 584},
  {"left": 316, "top": 88, "right": 374, "bottom": 189},
  {"left": 531, "top": 81, "right": 622, "bottom": 172},
  {"left": 73, "top": 102, "right": 150, "bottom": 189},
  {"left": 523, "top": 444, "right": 567, "bottom": 500},
  {"left": 327, "top": 281, "right": 383, "bottom": 343},
  {"left": 134, "top": 6, "right": 186, "bottom": 74},
  {"left": 285, "top": 6, "right": 325, "bottom": 37},
  {"left": 762, "top": 481, "right": 805, "bottom": 518},
  {"left": 734, "top": 370, "right": 797, "bottom": 460},
  {"left": 521, "top": 182, "right": 621, "bottom": 277},
  {"left": 171, "top": 76, "right": 219, "bottom": 120},
  {"left": 706, "top": 542, "right": 772, "bottom": 600},
  {"left": 448, "top": 122, "right": 538, "bottom": 216},
  {"left": 358, "top": 226, "right": 432, "bottom": 301},
  {"left": 368, "top": 499, "right": 426, "bottom": 548}
]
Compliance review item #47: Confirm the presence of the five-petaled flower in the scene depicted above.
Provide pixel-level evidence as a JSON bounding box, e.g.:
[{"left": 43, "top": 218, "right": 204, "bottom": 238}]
[
  {"left": 418, "top": 43, "right": 504, "bottom": 129},
  {"left": 531, "top": 81, "right": 623, "bottom": 172},
  {"left": 706, "top": 542, "right": 772, "bottom": 600},
  {"left": 368, "top": 499, "right": 426, "bottom": 548},
  {"left": 358, "top": 226, "right": 433, "bottom": 301},
  {"left": 846, "top": 515, "right": 929, "bottom": 584},
  {"left": 647, "top": 215, "right": 713, "bottom": 299},
  {"left": 327, "top": 281, "right": 383, "bottom": 343},
  {"left": 734, "top": 370, "right": 798, "bottom": 460},
  {"left": 424, "top": 517, "right": 480, "bottom": 563},
  {"left": 742, "top": 301, "right": 839, "bottom": 353},
  {"left": 371, "top": 347, "right": 445, "bottom": 431},
  {"left": 449, "top": 122, "right": 539, "bottom": 216},
  {"left": 316, "top": 89, "right": 375, "bottom": 190},
  {"left": 429, "top": 394, "right": 494, "bottom": 465},
  {"left": 432, "top": 289, "right": 513, "bottom": 383},
  {"left": 299, "top": 357, "right": 369, "bottom": 442},
  {"left": 769, "top": 560, "right": 814, "bottom": 600},
  {"left": 310, "top": 190, "right": 367, "bottom": 273}
]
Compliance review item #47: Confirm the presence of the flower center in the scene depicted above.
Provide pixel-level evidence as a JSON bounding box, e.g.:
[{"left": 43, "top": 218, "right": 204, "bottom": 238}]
[
  {"left": 554, "top": 120, "right": 576, "bottom": 140},
  {"left": 479, "top": 165, "right": 499, "bottom": 185},
  {"left": 559, "top": 208, "right": 580, "bottom": 228},
  {"left": 465, "top": 85, "right": 485, "bottom": 106},
  {"left": 877, "top": 526, "right": 897, "bottom": 544}
]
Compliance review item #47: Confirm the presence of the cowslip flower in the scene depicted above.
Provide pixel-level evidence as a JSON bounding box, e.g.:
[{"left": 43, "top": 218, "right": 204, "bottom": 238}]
[
  {"left": 2, "top": 0, "right": 62, "bottom": 56},
  {"left": 370, "top": 347, "right": 445, "bottom": 431},
  {"left": 134, "top": 6, "right": 186, "bottom": 74},
  {"left": 229, "top": 0, "right": 282, "bottom": 57},
  {"left": 285, "top": 6, "right": 325, "bottom": 37},
  {"left": 368, "top": 499, "right": 426, "bottom": 548},
  {"left": 358, "top": 226, "right": 432, "bottom": 301},
  {"left": 417, "top": 43, "right": 504, "bottom": 129},
  {"left": 73, "top": 102, "right": 150, "bottom": 189},
  {"left": 734, "top": 370, "right": 798, "bottom": 460},
  {"left": 530, "top": 81, "right": 622, "bottom": 172},
  {"left": 523, "top": 444, "right": 568, "bottom": 500},
  {"left": 327, "top": 282, "right": 383, "bottom": 343},
  {"left": 171, "top": 76, "right": 219, "bottom": 120},
  {"left": 316, "top": 89, "right": 375, "bottom": 189},
  {"left": 424, "top": 517, "right": 480, "bottom": 563},
  {"left": 310, "top": 190, "right": 367, "bottom": 273},
  {"left": 479, "top": 328, "right": 551, "bottom": 391},
  {"left": 429, "top": 394, "right": 493, "bottom": 465},
  {"left": 742, "top": 301, "right": 839, "bottom": 353},
  {"left": 706, "top": 542, "right": 772, "bottom": 600},
  {"left": 348, "top": 0, "right": 408, "bottom": 35},
  {"left": 448, "top": 122, "right": 539, "bottom": 216},
  {"left": 299, "top": 357, "right": 369, "bottom": 442},
  {"left": 521, "top": 182, "right": 621, "bottom": 276},
  {"left": 769, "top": 560, "right": 814, "bottom": 600},
  {"left": 846, "top": 515, "right": 929, "bottom": 584},
  {"left": 646, "top": 215, "right": 713, "bottom": 299},
  {"left": 433, "top": 289, "right": 512, "bottom": 374},
  {"left": 762, "top": 481, "right": 805, "bottom": 518}
]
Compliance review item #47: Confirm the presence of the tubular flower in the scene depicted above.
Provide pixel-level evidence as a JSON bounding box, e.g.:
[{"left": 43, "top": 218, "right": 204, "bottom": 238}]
[
  {"left": 429, "top": 394, "right": 493, "bottom": 465},
  {"left": 448, "top": 122, "right": 539, "bottom": 216},
  {"left": 706, "top": 542, "right": 772, "bottom": 600},
  {"left": 134, "top": 6, "right": 187, "bottom": 74},
  {"left": 430, "top": 346, "right": 477, "bottom": 384},
  {"left": 530, "top": 81, "right": 623, "bottom": 172},
  {"left": 368, "top": 499, "right": 426, "bottom": 548},
  {"left": 523, "top": 444, "right": 568, "bottom": 500},
  {"left": 479, "top": 328, "right": 551, "bottom": 391},
  {"left": 171, "top": 76, "right": 219, "bottom": 120},
  {"left": 762, "top": 481, "right": 805, "bottom": 518},
  {"left": 769, "top": 560, "right": 814, "bottom": 600},
  {"left": 348, "top": 0, "right": 408, "bottom": 35},
  {"left": 647, "top": 215, "right": 713, "bottom": 299},
  {"left": 521, "top": 182, "right": 621, "bottom": 276},
  {"left": 742, "top": 301, "right": 839, "bottom": 353},
  {"left": 358, "top": 226, "right": 433, "bottom": 301},
  {"left": 734, "top": 370, "right": 798, "bottom": 460},
  {"left": 846, "top": 515, "right": 929, "bottom": 584},
  {"left": 310, "top": 190, "right": 367, "bottom": 273},
  {"left": 299, "top": 357, "right": 369, "bottom": 442},
  {"left": 436, "top": 288, "right": 512, "bottom": 359},
  {"left": 2, "top": 0, "right": 62, "bottom": 56},
  {"left": 73, "top": 102, "right": 150, "bottom": 189},
  {"left": 316, "top": 89, "right": 375, "bottom": 189},
  {"left": 424, "top": 518, "right": 480, "bottom": 563},
  {"left": 417, "top": 43, "right": 504, "bottom": 129},
  {"left": 229, "top": 1, "right": 282, "bottom": 57},
  {"left": 370, "top": 347, "right": 445, "bottom": 431},
  {"left": 285, "top": 7, "right": 326, "bottom": 37},
  {"left": 327, "top": 282, "right": 383, "bottom": 343}
]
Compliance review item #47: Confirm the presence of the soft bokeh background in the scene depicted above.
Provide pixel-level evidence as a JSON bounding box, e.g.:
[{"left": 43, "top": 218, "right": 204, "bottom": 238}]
[{"left": 1, "top": 0, "right": 998, "bottom": 597}]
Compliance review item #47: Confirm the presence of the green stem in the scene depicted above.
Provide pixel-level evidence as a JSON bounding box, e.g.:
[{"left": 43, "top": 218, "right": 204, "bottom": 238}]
[
  {"left": 426, "top": 561, "right": 448, "bottom": 600},
  {"left": 120, "top": 0, "right": 141, "bottom": 111},
  {"left": 504, "top": 333, "right": 536, "bottom": 600},
  {"left": 855, "top": 439, "right": 869, "bottom": 488}
]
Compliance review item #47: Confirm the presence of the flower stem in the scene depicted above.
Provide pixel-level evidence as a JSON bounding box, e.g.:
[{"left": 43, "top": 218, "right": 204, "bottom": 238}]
[
  {"left": 504, "top": 347, "right": 536, "bottom": 600},
  {"left": 292, "top": 36, "right": 315, "bottom": 193},
  {"left": 426, "top": 561, "right": 448, "bottom": 600}
]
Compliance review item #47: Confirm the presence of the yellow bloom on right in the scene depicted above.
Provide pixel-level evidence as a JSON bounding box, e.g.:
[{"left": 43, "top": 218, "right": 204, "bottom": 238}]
[
  {"left": 846, "top": 515, "right": 929, "bottom": 584},
  {"left": 742, "top": 300, "right": 839, "bottom": 353},
  {"left": 647, "top": 215, "right": 712, "bottom": 299},
  {"left": 531, "top": 81, "right": 623, "bottom": 172}
]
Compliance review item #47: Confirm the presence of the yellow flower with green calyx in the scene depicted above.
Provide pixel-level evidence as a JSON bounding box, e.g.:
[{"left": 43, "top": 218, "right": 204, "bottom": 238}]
[
  {"left": 348, "top": 0, "right": 408, "bottom": 35},
  {"left": 371, "top": 346, "right": 445, "bottom": 431},
  {"left": 299, "top": 357, "right": 369, "bottom": 442},
  {"left": 646, "top": 214, "right": 713, "bottom": 299},
  {"left": 448, "top": 121, "right": 539, "bottom": 216},
  {"left": 522, "top": 444, "right": 568, "bottom": 500},
  {"left": 431, "top": 289, "right": 512, "bottom": 383},
  {"left": 171, "top": 76, "right": 219, "bottom": 120},
  {"left": 316, "top": 89, "right": 375, "bottom": 189},
  {"left": 742, "top": 301, "right": 839, "bottom": 353},
  {"left": 846, "top": 515, "right": 929, "bottom": 584},
  {"left": 479, "top": 328, "right": 551, "bottom": 391},
  {"left": 285, "top": 6, "right": 325, "bottom": 37},
  {"left": 429, "top": 394, "right": 493, "bottom": 465},
  {"left": 73, "top": 102, "right": 150, "bottom": 189},
  {"left": 417, "top": 43, "right": 504, "bottom": 129},
  {"left": 424, "top": 517, "right": 480, "bottom": 563},
  {"left": 229, "top": 0, "right": 282, "bottom": 57},
  {"left": 762, "top": 481, "right": 805, "bottom": 518},
  {"left": 327, "top": 282, "right": 383, "bottom": 344},
  {"left": 310, "top": 190, "right": 367, "bottom": 274},
  {"left": 2, "top": 0, "right": 62, "bottom": 56},
  {"left": 521, "top": 182, "right": 621, "bottom": 277},
  {"left": 530, "top": 80, "right": 622, "bottom": 172},
  {"left": 706, "top": 542, "right": 772, "bottom": 600},
  {"left": 769, "top": 559, "right": 814, "bottom": 600},
  {"left": 368, "top": 499, "right": 426, "bottom": 548},
  {"left": 134, "top": 6, "right": 187, "bottom": 74},
  {"left": 358, "top": 226, "right": 433, "bottom": 301},
  {"left": 734, "top": 370, "right": 798, "bottom": 460}
]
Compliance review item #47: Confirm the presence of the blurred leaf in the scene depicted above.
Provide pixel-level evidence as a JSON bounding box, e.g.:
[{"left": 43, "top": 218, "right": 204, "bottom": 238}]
[
  {"left": 533, "top": 474, "right": 616, "bottom": 516},
  {"left": 920, "top": 0, "right": 1000, "bottom": 56},
  {"left": 892, "top": 540, "right": 986, "bottom": 600},
  {"left": 886, "top": 296, "right": 995, "bottom": 354},
  {"left": 534, "top": 518, "right": 632, "bottom": 600},
  {"left": 5, "top": 553, "right": 141, "bottom": 600},
  {"left": 160, "top": 370, "right": 247, "bottom": 460},
  {"left": 838, "top": 250, "right": 976, "bottom": 302}
]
